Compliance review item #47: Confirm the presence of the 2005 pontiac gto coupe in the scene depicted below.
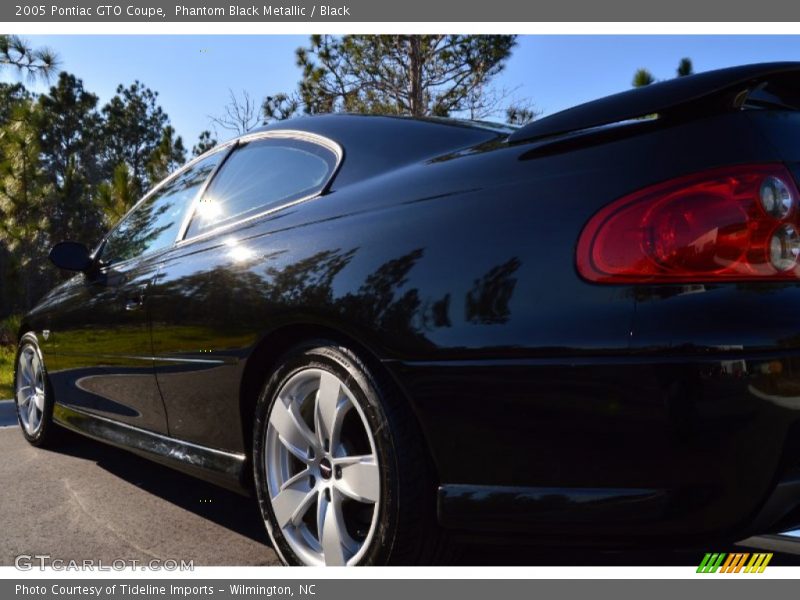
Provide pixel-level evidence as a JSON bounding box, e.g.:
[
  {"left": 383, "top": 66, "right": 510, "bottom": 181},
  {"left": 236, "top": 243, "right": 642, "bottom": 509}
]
[{"left": 14, "top": 62, "right": 800, "bottom": 565}]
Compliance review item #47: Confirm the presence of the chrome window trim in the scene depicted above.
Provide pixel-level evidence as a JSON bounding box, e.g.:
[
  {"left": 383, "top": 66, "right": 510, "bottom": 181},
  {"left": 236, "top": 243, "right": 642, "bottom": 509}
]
[
  {"left": 92, "top": 142, "right": 233, "bottom": 267},
  {"left": 173, "top": 141, "right": 238, "bottom": 244},
  {"left": 175, "top": 129, "right": 344, "bottom": 247}
]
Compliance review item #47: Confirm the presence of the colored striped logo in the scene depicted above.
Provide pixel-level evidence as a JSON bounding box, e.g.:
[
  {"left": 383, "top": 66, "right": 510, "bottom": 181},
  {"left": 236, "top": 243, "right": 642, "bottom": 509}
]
[{"left": 697, "top": 552, "right": 773, "bottom": 573}]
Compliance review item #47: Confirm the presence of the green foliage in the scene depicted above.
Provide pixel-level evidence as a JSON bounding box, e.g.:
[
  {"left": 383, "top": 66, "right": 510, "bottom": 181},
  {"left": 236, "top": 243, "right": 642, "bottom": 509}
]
[
  {"left": 262, "top": 92, "right": 302, "bottom": 123},
  {"left": 0, "top": 82, "right": 31, "bottom": 123},
  {"left": 101, "top": 81, "right": 173, "bottom": 196},
  {"left": 292, "top": 35, "right": 517, "bottom": 118},
  {"left": 0, "top": 314, "right": 22, "bottom": 400},
  {"left": 633, "top": 58, "right": 696, "bottom": 88},
  {"left": 94, "top": 163, "right": 139, "bottom": 226},
  {"left": 0, "top": 70, "right": 186, "bottom": 316},
  {"left": 0, "top": 314, "right": 21, "bottom": 346},
  {"left": 146, "top": 125, "right": 186, "bottom": 184},
  {"left": 677, "top": 57, "right": 694, "bottom": 77},
  {"left": 632, "top": 68, "right": 656, "bottom": 88},
  {"left": 0, "top": 345, "right": 13, "bottom": 399},
  {"left": 0, "top": 97, "right": 53, "bottom": 309},
  {"left": 37, "top": 72, "right": 105, "bottom": 247},
  {"left": 0, "top": 35, "right": 58, "bottom": 82},
  {"left": 505, "top": 104, "right": 538, "bottom": 126},
  {"left": 192, "top": 130, "right": 218, "bottom": 157}
]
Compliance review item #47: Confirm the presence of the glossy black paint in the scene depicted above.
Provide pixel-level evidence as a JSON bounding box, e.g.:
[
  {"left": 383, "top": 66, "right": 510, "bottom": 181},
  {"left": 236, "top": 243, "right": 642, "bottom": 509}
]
[
  {"left": 44, "top": 254, "right": 168, "bottom": 433},
  {"left": 53, "top": 403, "right": 246, "bottom": 492},
  {"left": 509, "top": 61, "right": 800, "bottom": 143},
  {"left": 21, "top": 67, "right": 800, "bottom": 543},
  {"left": 438, "top": 484, "right": 669, "bottom": 533},
  {"left": 48, "top": 241, "right": 94, "bottom": 273}
]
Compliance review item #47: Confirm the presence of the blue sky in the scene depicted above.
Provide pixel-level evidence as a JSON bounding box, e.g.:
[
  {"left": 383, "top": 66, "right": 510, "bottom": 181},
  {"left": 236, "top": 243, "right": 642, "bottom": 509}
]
[{"left": 5, "top": 35, "right": 800, "bottom": 148}]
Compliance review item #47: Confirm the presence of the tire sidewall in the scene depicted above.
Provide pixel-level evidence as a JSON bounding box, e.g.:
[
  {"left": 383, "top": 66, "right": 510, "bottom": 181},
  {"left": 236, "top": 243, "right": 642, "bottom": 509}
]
[{"left": 253, "top": 343, "right": 400, "bottom": 566}]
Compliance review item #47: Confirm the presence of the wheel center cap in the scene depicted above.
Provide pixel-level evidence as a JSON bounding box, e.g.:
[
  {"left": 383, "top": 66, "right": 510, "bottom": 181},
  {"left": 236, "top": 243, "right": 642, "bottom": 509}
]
[{"left": 319, "top": 458, "right": 333, "bottom": 480}]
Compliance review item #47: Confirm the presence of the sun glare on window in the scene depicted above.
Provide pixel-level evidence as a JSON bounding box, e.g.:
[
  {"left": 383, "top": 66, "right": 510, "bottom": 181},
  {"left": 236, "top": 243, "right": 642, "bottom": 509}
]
[{"left": 196, "top": 198, "right": 223, "bottom": 222}]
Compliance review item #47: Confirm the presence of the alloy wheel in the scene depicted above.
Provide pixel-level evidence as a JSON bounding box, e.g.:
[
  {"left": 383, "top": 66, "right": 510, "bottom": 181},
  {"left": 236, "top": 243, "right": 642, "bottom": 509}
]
[
  {"left": 264, "top": 367, "right": 380, "bottom": 566},
  {"left": 16, "top": 345, "right": 46, "bottom": 436}
]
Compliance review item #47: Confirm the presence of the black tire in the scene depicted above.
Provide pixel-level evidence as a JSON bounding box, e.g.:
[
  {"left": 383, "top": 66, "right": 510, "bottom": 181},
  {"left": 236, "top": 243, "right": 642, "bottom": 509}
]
[
  {"left": 13, "top": 332, "right": 61, "bottom": 448},
  {"left": 253, "top": 341, "right": 451, "bottom": 565}
]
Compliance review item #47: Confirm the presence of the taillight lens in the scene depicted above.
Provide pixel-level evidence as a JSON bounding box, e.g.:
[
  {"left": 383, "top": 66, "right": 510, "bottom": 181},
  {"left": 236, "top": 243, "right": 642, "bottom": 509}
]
[{"left": 576, "top": 164, "right": 800, "bottom": 283}]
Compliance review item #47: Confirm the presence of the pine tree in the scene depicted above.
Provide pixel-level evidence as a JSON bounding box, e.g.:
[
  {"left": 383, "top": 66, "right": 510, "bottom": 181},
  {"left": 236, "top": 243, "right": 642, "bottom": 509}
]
[{"left": 294, "top": 35, "right": 517, "bottom": 118}]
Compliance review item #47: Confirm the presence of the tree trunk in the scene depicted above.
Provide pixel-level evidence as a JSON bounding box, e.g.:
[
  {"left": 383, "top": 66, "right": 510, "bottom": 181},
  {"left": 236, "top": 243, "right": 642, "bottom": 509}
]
[{"left": 408, "top": 36, "right": 424, "bottom": 117}]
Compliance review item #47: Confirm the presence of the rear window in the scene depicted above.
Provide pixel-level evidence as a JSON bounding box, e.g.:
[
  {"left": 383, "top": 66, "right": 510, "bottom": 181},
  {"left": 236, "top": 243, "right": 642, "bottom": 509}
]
[{"left": 186, "top": 137, "right": 338, "bottom": 238}]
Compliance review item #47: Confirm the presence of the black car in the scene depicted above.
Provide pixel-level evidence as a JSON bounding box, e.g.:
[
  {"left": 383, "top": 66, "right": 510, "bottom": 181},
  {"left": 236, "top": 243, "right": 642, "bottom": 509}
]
[{"left": 14, "top": 62, "right": 800, "bottom": 565}]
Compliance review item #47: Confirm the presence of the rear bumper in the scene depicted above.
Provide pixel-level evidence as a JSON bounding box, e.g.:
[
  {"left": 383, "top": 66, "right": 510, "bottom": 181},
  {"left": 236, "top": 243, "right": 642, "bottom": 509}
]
[
  {"left": 436, "top": 464, "right": 800, "bottom": 545},
  {"left": 388, "top": 350, "right": 800, "bottom": 542}
]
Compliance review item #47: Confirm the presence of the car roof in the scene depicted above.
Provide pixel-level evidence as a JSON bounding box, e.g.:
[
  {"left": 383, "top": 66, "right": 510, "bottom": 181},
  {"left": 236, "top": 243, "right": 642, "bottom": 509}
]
[
  {"left": 253, "top": 112, "right": 514, "bottom": 137},
  {"left": 247, "top": 113, "right": 505, "bottom": 189}
]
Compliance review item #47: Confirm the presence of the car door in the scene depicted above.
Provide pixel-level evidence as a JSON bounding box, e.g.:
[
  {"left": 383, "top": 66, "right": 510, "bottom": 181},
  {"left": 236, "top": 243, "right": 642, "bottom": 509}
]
[
  {"left": 48, "top": 152, "right": 225, "bottom": 433},
  {"left": 148, "top": 133, "right": 341, "bottom": 451}
]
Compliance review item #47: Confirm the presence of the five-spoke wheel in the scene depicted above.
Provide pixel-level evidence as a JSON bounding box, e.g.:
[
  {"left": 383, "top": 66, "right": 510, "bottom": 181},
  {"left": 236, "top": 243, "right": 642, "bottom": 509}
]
[
  {"left": 254, "top": 342, "right": 445, "bottom": 566},
  {"left": 16, "top": 344, "right": 46, "bottom": 436},
  {"left": 14, "top": 333, "right": 59, "bottom": 446},
  {"left": 264, "top": 368, "right": 380, "bottom": 565}
]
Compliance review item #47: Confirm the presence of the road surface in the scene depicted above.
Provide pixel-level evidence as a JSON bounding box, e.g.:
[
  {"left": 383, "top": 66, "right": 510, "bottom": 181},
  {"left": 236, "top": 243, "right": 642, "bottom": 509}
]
[{"left": 1, "top": 400, "right": 798, "bottom": 567}]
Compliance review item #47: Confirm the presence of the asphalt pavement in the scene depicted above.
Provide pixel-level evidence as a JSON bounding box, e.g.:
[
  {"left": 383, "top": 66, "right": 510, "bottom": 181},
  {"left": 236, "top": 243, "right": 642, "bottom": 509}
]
[
  {"left": 1, "top": 400, "right": 800, "bottom": 567},
  {"left": 0, "top": 402, "right": 278, "bottom": 566}
]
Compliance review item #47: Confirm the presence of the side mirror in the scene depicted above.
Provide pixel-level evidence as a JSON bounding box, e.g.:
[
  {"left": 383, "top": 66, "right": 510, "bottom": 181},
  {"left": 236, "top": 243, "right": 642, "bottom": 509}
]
[{"left": 49, "top": 241, "right": 94, "bottom": 272}]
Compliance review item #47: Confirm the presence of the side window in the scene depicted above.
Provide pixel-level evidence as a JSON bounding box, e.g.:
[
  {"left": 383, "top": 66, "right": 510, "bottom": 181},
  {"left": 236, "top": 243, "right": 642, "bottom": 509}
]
[
  {"left": 100, "top": 152, "right": 223, "bottom": 264},
  {"left": 185, "top": 137, "right": 338, "bottom": 238}
]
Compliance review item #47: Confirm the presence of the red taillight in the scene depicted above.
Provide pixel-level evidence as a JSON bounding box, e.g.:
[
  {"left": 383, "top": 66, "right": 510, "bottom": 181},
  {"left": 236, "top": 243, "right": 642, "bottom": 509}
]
[{"left": 576, "top": 164, "right": 800, "bottom": 283}]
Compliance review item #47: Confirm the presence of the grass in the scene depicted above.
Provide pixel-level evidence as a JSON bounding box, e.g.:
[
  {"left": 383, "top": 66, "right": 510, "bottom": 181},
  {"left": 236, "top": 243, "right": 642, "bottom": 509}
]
[
  {"left": 0, "top": 345, "right": 13, "bottom": 400},
  {"left": 0, "top": 314, "right": 19, "bottom": 400}
]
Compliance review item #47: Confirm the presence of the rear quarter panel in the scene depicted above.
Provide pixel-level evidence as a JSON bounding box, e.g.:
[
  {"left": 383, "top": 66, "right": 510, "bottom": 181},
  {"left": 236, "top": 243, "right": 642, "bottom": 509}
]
[{"left": 149, "top": 111, "right": 799, "bottom": 538}]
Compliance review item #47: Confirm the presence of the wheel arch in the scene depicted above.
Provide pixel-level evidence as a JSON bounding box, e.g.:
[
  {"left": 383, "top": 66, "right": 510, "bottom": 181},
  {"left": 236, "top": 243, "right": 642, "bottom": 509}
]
[
  {"left": 237, "top": 322, "right": 433, "bottom": 477},
  {"left": 17, "top": 321, "right": 33, "bottom": 343}
]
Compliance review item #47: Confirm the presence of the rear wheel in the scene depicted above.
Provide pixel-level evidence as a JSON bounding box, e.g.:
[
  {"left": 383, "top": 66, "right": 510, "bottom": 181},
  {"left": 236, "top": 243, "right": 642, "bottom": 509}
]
[
  {"left": 253, "top": 342, "right": 448, "bottom": 565},
  {"left": 14, "top": 333, "right": 60, "bottom": 447}
]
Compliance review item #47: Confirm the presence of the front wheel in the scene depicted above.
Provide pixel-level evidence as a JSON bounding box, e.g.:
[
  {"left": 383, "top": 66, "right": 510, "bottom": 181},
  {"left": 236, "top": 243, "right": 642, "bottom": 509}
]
[
  {"left": 14, "top": 332, "right": 60, "bottom": 447},
  {"left": 253, "top": 342, "right": 447, "bottom": 565}
]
